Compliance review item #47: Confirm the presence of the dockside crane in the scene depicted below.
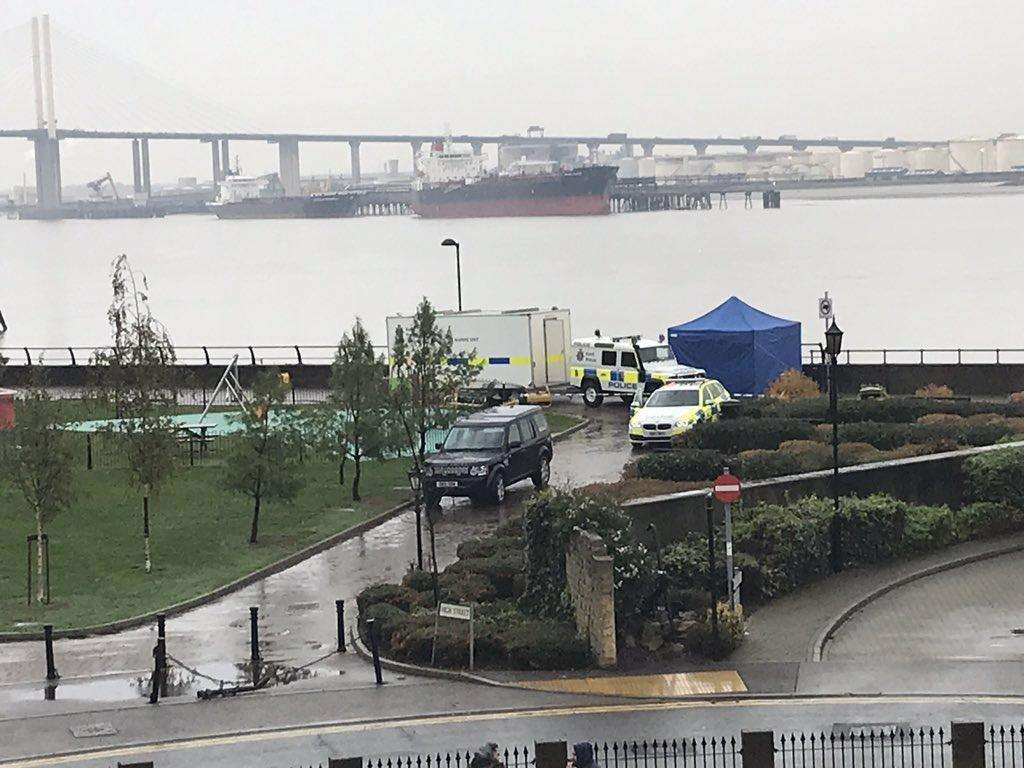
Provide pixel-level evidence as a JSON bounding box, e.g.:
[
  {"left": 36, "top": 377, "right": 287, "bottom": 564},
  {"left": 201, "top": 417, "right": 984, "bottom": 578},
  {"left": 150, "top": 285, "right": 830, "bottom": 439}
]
[{"left": 86, "top": 172, "right": 120, "bottom": 200}]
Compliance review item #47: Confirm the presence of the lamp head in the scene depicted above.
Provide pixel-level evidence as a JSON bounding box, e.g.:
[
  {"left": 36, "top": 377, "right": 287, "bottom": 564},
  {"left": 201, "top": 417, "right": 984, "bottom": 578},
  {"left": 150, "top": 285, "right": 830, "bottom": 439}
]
[
  {"left": 824, "top": 319, "right": 844, "bottom": 358},
  {"left": 441, "top": 238, "right": 458, "bottom": 247}
]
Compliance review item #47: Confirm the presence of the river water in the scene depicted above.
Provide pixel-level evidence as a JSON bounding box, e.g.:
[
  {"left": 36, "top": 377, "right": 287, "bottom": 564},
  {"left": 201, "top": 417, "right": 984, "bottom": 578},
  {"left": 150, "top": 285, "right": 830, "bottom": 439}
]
[{"left": 2, "top": 184, "right": 1022, "bottom": 356}]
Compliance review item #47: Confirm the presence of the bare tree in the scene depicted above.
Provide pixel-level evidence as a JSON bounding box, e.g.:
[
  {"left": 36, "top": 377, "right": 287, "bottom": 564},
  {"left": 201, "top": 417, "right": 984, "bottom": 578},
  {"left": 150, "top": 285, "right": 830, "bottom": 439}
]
[{"left": 93, "top": 254, "right": 179, "bottom": 573}]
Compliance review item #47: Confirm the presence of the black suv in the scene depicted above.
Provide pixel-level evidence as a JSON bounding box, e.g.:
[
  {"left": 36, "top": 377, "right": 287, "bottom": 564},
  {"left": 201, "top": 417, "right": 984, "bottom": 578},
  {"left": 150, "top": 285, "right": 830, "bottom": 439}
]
[{"left": 424, "top": 405, "right": 553, "bottom": 507}]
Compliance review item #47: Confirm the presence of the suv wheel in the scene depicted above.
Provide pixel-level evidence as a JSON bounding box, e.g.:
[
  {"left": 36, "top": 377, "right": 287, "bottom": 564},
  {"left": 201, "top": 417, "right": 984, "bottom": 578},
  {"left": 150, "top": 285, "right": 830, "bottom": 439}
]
[
  {"left": 582, "top": 380, "right": 604, "bottom": 407},
  {"left": 532, "top": 455, "right": 551, "bottom": 489},
  {"left": 487, "top": 470, "right": 506, "bottom": 505}
]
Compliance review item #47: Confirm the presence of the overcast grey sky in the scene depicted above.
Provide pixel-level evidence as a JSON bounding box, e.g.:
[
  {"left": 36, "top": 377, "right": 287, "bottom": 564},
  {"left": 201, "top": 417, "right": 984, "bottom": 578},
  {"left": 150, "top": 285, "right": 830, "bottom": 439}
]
[{"left": 2, "top": 0, "right": 1023, "bottom": 186}]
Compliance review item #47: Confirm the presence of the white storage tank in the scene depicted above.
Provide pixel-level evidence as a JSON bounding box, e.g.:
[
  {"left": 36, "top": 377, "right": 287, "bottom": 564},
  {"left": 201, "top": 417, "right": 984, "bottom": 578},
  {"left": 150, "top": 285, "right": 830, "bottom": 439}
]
[
  {"left": 637, "top": 157, "right": 657, "bottom": 177},
  {"left": 839, "top": 150, "right": 873, "bottom": 178},
  {"left": 948, "top": 139, "right": 991, "bottom": 173},
  {"left": 996, "top": 136, "right": 1024, "bottom": 171},
  {"left": 908, "top": 147, "right": 949, "bottom": 172},
  {"left": 616, "top": 157, "right": 639, "bottom": 179},
  {"left": 872, "top": 149, "right": 907, "bottom": 169}
]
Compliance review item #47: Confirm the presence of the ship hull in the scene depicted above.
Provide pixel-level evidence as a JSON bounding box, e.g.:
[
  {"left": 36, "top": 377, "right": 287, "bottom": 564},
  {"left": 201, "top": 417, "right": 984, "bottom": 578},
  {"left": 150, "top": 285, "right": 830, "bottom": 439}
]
[
  {"left": 212, "top": 195, "right": 357, "bottom": 220},
  {"left": 412, "top": 165, "right": 617, "bottom": 219}
]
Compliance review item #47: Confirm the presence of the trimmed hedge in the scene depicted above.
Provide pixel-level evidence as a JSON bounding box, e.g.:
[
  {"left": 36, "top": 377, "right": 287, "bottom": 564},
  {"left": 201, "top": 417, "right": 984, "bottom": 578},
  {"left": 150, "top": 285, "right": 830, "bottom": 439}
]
[
  {"left": 683, "top": 418, "right": 816, "bottom": 453},
  {"left": 964, "top": 448, "right": 1024, "bottom": 508},
  {"left": 634, "top": 450, "right": 726, "bottom": 481}
]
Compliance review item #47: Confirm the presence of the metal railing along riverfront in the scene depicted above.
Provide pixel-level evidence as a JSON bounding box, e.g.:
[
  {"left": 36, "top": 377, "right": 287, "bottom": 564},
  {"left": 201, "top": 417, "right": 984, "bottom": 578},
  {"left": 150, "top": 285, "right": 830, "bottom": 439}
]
[
  {"left": 6, "top": 345, "right": 1024, "bottom": 368},
  {"left": 801, "top": 345, "right": 1024, "bottom": 366},
  {"left": 0, "top": 344, "right": 388, "bottom": 367}
]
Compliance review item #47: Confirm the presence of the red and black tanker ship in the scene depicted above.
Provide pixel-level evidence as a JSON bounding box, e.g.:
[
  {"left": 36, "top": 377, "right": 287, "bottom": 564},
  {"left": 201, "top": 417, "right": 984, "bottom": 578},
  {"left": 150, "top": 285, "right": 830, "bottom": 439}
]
[{"left": 410, "top": 140, "right": 617, "bottom": 219}]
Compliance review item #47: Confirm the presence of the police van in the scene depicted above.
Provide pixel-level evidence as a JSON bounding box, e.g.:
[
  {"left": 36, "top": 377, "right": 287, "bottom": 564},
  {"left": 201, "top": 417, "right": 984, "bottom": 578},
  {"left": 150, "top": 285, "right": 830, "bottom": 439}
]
[{"left": 568, "top": 334, "right": 705, "bottom": 407}]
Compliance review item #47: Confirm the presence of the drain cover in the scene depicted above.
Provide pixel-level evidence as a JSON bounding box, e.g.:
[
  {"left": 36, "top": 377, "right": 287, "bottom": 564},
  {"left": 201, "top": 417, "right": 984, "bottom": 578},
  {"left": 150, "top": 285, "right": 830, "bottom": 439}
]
[{"left": 71, "top": 723, "right": 117, "bottom": 738}]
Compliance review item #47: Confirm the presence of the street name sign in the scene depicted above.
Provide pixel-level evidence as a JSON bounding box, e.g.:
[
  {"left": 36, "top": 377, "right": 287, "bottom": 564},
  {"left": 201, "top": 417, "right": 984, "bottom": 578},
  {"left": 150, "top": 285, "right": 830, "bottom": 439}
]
[{"left": 438, "top": 602, "right": 472, "bottom": 621}]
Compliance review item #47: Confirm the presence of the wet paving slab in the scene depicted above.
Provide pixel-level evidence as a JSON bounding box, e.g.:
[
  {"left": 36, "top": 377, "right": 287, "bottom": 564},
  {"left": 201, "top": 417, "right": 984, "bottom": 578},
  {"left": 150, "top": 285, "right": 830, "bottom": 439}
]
[{"left": 0, "top": 403, "right": 631, "bottom": 704}]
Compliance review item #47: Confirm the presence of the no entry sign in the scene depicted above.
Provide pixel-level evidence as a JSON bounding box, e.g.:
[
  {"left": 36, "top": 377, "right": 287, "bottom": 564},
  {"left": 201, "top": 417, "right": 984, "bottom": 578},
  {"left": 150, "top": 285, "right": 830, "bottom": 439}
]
[{"left": 713, "top": 472, "right": 742, "bottom": 503}]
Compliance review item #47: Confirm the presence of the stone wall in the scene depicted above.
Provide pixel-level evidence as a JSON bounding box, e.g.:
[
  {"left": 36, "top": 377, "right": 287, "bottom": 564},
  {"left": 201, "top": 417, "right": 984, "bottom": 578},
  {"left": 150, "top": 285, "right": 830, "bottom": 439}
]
[{"left": 565, "top": 530, "right": 617, "bottom": 668}]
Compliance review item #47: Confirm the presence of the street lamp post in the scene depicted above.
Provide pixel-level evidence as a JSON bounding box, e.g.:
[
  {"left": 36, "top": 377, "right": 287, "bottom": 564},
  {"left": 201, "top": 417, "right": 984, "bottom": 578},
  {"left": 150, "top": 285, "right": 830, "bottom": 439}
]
[
  {"left": 407, "top": 469, "right": 424, "bottom": 571},
  {"left": 441, "top": 238, "right": 462, "bottom": 312},
  {"left": 824, "top": 319, "right": 844, "bottom": 571}
]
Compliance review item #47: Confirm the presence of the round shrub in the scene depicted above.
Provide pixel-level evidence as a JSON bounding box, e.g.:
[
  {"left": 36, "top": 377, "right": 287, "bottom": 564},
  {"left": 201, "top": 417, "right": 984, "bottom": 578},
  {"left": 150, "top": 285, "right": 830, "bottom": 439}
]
[
  {"left": 916, "top": 384, "right": 954, "bottom": 398},
  {"left": 438, "top": 571, "right": 497, "bottom": 604},
  {"left": 917, "top": 413, "right": 966, "bottom": 426},
  {"left": 503, "top": 618, "right": 592, "bottom": 669},
  {"left": 837, "top": 442, "right": 884, "bottom": 465},
  {"left": 838, "top": 422, "right": 912, "bottom": 450},
  {"left": 634, "top": 449, "right": 726, "bottom": 482},
  {"left": 765, "top": 369, "right": 820, "bottom": 400},
  {"left": 455, "top": 536, "right": 520, "bottom": 561},
  {"left": 444, "top": 550, "right": 525, "bottom": 599},
  {"left": 777, "top": 440, "right": 832, "bottom": 472},
  {"left": 357, "top": 582, "right": 418, "bottom": 613},
  {"left": 401, "top": 569, "right": 435, "bottom": 592},
  {"left": 964, "top": 448, "right": 1024, "bottom": 507}
]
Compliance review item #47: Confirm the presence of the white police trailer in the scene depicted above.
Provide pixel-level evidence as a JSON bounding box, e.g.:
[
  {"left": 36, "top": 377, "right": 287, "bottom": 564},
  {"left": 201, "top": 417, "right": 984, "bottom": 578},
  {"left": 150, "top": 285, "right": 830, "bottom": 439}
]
[{"left": 386, "top": 307, "right": 572, "bottom": 402}]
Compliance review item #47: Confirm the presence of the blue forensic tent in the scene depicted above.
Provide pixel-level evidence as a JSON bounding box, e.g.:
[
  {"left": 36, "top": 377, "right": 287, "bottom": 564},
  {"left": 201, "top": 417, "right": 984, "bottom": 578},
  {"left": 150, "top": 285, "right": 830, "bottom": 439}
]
[{"left": 667, "top": 296, "right": 801, "bottom": 395}]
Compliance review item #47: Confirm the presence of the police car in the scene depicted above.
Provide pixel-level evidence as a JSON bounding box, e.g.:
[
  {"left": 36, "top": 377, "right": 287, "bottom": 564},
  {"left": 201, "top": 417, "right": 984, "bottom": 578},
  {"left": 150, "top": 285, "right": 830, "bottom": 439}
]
[
  {"left": 568, "top": 335, "right": 704, "bottom": 407},
  {"left": 628, "top": 378, "right": 731, "bottom": 448}
]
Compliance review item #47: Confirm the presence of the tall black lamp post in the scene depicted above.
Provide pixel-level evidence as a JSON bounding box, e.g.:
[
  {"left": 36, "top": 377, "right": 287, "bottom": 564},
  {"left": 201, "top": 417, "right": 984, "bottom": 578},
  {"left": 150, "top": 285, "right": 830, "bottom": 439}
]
[
  {"left": 441, "top": 238, "right": 462, "bottom": 312},
  {"left": 407, "top": 469, "right": 424, "bottom": 571},
  {"left": 825, "top": 319, "right": 844, "bottom": 571},
  {"left": 824, "top": 319, "right": 844, "bottom": 510}
]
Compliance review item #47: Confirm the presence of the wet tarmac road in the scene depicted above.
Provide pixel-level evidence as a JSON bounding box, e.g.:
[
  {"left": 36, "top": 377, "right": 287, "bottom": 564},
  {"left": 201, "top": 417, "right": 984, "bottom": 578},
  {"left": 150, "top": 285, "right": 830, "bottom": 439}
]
[{"left": 0, "top": 403, "right": 631, "bottom": 703}]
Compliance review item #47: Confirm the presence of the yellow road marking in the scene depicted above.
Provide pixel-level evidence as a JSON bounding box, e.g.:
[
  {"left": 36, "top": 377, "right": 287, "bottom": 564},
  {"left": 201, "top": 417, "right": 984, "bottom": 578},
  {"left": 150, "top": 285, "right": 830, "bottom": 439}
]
[
  {"left": 5, "top": 695, "right": 1024, "bottom": 768},
  {"left": 517, "top": 671, "right": 746, "bottom": 697}
]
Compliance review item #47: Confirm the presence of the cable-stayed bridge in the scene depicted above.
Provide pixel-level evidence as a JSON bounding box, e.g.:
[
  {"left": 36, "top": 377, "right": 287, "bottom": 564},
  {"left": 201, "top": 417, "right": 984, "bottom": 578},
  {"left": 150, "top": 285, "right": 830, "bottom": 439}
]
[{"left": 0, "top": 16, "right": 945, "bottom": 210}]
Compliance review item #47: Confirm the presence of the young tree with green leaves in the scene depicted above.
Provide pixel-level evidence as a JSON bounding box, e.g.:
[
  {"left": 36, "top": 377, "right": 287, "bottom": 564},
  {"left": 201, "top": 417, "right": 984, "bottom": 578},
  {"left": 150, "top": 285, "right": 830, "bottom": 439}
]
[
  {"left": 223, "top": 370, "right": 303, "bottom": 544},
  {"left": 0, "top": 388, "right": 74, "bottom": 603},
  {"left": 387, "top": 298, "right": 480, "bottom": 475},
  {"left": 387, "top": 298, "right": 479, "bottom": 582},
  {"left": 93, "top": 254, "right": 179, "bottom": 574},
  {"left": 330, "top": 318, "right": 387, "bottom": 501}
]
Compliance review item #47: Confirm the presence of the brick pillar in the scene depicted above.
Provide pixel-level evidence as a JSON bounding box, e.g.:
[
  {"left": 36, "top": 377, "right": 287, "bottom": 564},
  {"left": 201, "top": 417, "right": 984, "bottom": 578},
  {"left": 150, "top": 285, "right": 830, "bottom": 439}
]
[
  {"left": 742, "top": 731, "right": 775, "bottom": 768},
  {"left": 535, "top": 742, "right": 567, "bottom": 768},
  {"left": 951, "top": 722, "right": 985, "bottom": 768}
]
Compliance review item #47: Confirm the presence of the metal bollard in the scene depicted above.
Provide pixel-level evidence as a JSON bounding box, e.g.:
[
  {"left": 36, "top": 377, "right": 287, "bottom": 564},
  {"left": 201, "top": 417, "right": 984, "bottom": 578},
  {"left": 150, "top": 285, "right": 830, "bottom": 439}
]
[
  {"left": 249, "top": 606, "right": 260, "bottom": 664},
  {"left": 86, "top": 434, "right": 93, "bottom": 470},
  {"left": 156, "top": 614, "right": 167, "bottom": 697},
  {"left": 336, "top": 599, "right": 346, "bottom": 653},
  {"left": 148, "top": 643, "right": 160, "bottom": 704},
  {"left": 367, "top": 618, "right": 383, "bottom": 686},
  {"left": 43, "top": 625, "right": 58, "bottom": 681}
]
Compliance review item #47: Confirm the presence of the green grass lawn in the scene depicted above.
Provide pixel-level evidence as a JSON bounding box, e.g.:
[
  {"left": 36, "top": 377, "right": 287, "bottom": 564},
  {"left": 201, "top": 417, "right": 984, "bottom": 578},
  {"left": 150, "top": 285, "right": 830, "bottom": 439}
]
[
  {"left": 546, "top": 411, "right": 583, "bottom": 435},
  {"left": 0, "top": 451, "right": 410, "bottom": 633}
]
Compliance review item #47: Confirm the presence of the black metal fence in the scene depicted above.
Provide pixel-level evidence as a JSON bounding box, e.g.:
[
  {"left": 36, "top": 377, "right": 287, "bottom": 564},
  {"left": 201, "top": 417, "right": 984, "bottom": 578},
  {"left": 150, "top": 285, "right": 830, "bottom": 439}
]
[
  {"left": 292, "top": 725, "right": 1024, "bottom": 768},
  {"left": 777, "top": 729, "right": 947, "bottom": 768}
]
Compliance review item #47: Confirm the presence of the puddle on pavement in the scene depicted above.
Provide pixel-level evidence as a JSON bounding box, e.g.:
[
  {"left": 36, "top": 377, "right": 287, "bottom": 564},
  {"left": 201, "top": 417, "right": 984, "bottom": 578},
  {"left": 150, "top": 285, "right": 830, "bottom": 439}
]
[{"left": 0, "top": 655, "right": 340, "bottom": 704}]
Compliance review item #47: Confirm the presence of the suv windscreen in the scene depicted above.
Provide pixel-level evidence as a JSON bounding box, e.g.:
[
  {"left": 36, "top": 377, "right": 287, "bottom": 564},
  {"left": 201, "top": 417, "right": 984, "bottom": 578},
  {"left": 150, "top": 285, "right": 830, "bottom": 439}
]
[
  {"left": 645, "top": 388, "right": 700, "bottom": 407},
  {"left": 443, "top": 425, "right": 506, "bottom": 451},
  {"left": 639, "top": 345, "right": 673, "bottom": 363}
]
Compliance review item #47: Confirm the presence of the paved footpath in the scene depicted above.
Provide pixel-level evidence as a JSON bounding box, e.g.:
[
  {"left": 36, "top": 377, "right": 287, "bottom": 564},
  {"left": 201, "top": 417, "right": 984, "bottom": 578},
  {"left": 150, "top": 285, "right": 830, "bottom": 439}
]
[
  {"left": 825, "top": 548, "right": 1024, "bottom": 661},
  {"left": 0, "top": 405, "right": 629, "bottom": 705},
  {"left": 731, "top": 532, "right": 1024, "bottom": 664}
]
